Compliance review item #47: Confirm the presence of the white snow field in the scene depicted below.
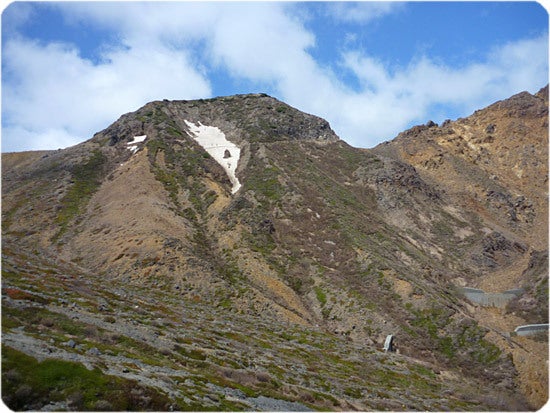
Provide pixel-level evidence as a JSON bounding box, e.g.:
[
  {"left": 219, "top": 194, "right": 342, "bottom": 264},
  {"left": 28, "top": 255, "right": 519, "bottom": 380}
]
[
  {"left": 184, "top": 120, "right": 241, "bottom": 194},
  {"left": 127, "top": 135, "right": 147, "bottom": 154}
]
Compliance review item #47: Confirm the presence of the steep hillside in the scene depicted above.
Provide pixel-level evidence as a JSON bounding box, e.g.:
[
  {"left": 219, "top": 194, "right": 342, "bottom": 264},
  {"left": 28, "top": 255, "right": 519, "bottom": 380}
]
[
  {"left": 374, "top": 86, "right": 548, "bottom": 250},
  {"left": 2, "top": 91, "right": 547, "bottom": 410},
  {"left": 373, "top": 86, "right": 548, "bottom": 320},
  {"left": 372, "top": 86, "right": 549, "bottom": 407}
]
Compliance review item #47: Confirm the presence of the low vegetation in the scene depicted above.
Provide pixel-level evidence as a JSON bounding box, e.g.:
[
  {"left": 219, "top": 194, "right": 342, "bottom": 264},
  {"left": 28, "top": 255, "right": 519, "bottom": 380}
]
[
  {"left": 54, "top": 149, "right": 107, "bottom": 239},
  {"left": 2, "top": 346, "right": 173, "bottom": 411}
]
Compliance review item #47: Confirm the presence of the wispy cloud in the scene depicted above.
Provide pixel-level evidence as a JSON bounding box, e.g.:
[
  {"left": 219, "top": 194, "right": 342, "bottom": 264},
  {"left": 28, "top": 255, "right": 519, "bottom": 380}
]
[
  {"left": 326, "top": 1, "right": 404, "bottom": 23},
  {"left": 329, "top": 33, "right": 548, "bottom": 146},
  {"left": 1, "top": 2, "right": 547, "bottom": 152},
  {"left": 1, "top": 7, "right": 212, "bottom": 151}
]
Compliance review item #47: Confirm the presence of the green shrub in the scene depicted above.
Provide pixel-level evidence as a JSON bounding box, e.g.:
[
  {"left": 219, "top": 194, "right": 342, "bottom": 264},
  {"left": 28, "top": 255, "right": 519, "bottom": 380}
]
[
  {"left": 2, "top": 346, "right": 172, "bottom": 411},
  {"left": 314, "top": 287, "right": 327, "bottom": 307}
]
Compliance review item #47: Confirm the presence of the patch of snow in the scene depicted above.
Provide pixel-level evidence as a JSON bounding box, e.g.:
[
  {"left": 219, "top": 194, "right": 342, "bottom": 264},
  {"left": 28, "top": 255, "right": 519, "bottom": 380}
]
[
  {"left": 127, "top": 135, "right": 147, "bottom": 154},
  {"left": 184, "top": 120, "right": 241, "bottom": 194},
  {"left": 128, "top": 135, "right": 147, "bottom": 145}
]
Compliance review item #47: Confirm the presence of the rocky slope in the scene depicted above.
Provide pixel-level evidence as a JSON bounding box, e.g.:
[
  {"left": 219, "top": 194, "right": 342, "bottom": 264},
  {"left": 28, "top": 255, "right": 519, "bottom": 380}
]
[
  {"left": 372, "top": 87, "right": 549, "bottom": 408},
  {"left": 2, "top": 90, "right": 547, "bottom": 410}
]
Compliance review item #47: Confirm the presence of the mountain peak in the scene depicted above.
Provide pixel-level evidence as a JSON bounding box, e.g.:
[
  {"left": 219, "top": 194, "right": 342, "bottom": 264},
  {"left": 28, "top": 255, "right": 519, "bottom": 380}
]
[{"left": 94, "top": 93, "right": 339, "bottom": 149}]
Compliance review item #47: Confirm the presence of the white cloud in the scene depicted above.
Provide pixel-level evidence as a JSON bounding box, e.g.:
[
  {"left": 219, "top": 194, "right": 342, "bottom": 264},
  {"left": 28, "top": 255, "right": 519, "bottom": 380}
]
[
  {"left": 2, "top": 2, "right": 548, "bottom": 152},
  {"left": 1, "top": 126, "right": 78, "bottom": 153},
  {"left": 286, "top": 33, "right": 548, "bottom": 147},
  {"left": 488, "top": 34, "right": 550, "bottom": 94},
  {"left": 326, "top": 2, "right": 404, "bottom": 23},
  {"left": 2, "top": 34, "right": 211, "bottom": 152},
  {"left": 56, "top": 2, "right": 219, "bottom": 46},
  {"left": 209, "top": 3, "right": 315, "bottom": 82},
  {"left": 2, "top": 2, "right": 317, "bottom": 151}
]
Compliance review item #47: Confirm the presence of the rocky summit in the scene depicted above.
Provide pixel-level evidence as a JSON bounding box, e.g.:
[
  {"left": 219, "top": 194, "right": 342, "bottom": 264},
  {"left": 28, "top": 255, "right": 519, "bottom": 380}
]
[{"left": 2, "top": 89, "right": 548, "bottom": 411}]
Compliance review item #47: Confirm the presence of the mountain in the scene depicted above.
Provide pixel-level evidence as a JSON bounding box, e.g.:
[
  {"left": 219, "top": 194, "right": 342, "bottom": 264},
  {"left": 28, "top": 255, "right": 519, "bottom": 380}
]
[
  {"left": 2, "top": 89, "right": 547, "bottom": 411},
  {"left": 373, "top": 87, "right": 548, "bottom": 320}
]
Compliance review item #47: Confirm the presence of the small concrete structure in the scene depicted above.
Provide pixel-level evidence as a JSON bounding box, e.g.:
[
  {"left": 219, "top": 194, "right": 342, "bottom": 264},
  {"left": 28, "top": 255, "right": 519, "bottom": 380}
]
[
  {"left": 383, "top": 334, "right": 394, "bottom": 352},
  {"left": 514, "top": 324, "right": 549, "bottom": 336}
]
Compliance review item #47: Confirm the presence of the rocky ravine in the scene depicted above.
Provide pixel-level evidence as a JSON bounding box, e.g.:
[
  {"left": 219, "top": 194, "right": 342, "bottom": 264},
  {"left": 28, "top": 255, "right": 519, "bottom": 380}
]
[{"left": 2, "top": 91, "right": 547, "bottom": 410}]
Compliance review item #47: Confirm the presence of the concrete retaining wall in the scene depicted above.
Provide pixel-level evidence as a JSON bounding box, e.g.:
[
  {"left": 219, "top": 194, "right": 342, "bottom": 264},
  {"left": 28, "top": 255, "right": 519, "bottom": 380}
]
[
  {"left": 514, "top": 324, "right": 549, "bottom": 336},
  {"left": 456, "top": 286, "right": 523, "bottom": 308}
]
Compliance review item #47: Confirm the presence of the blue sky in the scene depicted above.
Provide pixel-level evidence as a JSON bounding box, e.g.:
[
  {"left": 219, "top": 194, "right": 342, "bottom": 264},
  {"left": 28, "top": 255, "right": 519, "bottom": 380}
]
[{"left": 2, "top": 1, "right": 548, "bottom": 152}]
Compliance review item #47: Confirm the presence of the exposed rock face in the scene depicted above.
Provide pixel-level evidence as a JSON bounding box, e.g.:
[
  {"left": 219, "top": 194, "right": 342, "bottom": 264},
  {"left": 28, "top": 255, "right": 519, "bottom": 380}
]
[
  {"left": 374, "top": 86, "right": 548, "bottom": 249},
  {"left": 373, "top": 86, "right": 548, "bottom": 408},
  {"left": 2, "top": 89, "right": 547, "bottom": 410}
]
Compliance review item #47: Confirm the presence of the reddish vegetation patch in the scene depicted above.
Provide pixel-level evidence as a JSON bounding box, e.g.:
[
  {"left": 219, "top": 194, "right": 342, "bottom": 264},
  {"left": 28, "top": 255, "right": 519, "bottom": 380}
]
[{"left": 3, "top": 288, "right": 49, "bottom": 304}]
